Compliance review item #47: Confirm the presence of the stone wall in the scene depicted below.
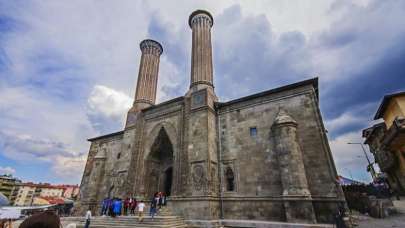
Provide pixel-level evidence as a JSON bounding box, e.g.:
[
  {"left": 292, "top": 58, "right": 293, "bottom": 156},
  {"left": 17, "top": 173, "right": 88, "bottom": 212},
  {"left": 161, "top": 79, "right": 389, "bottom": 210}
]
[
  {"left": 78, "top": 79, "right": 344, "bottom": 223},
  {"left": 78, "top": 132, "right": 124, "bottom": 214},
  {"left": 217, "top": 81, "right": 344, "bottom": 223}
]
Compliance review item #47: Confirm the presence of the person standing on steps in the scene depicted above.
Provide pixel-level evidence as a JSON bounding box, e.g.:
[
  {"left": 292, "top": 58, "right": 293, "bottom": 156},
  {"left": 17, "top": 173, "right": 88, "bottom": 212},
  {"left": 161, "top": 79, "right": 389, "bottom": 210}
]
[
  {"left": 130, "top": 197, "right": 137, "bottom": 215},
  {"left": 137, "top": 200, "right": 146, "bottom": 222},
  {"left": 84, "top": 207, "right": 92, "bottom": 228},
  {"left": 110, "top": 198, "right": 116, "bottom": 217},
  {"left": 150, "top": 196, "right": 157, "bottom": 219},
  {"left": 162, "top": 192, "right": 167, "bottom": 206},
  {"left": 107, "top": 198, "right": 113, "bottom": 216},
  {"left": 158, "top": 192, "right": 163, "bottom": 210},
  {"left": 123, "top": 197, "right": 129, "bottom": 215},
  {"left": 113, "top": 198, "right": 122, "bottom": 217},
  {"left": 101, "top": 197, "right": 108, "bottom": 216}
]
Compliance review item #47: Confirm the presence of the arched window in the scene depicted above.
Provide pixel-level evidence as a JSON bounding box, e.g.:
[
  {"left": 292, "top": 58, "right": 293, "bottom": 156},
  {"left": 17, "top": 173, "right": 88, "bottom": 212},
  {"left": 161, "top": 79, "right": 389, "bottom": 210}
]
[{"left": 225, "top": 167, "right": 235, "bottom": 192}]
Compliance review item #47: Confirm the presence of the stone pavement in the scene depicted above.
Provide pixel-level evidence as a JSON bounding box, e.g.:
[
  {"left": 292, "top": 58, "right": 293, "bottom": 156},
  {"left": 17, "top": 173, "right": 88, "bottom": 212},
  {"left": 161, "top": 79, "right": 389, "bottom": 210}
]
[{"left": 356, "top": 199, "right": 405, "bottom": 228}]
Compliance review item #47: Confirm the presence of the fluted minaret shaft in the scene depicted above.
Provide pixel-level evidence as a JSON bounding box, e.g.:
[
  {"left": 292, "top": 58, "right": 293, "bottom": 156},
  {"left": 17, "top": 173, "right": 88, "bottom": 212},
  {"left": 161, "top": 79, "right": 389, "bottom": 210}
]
[
  {"left": 134, "top": 39, "right": 163, "bottom": 106},
  {"left": 189, "top": 10, "right": 214, "bottom": 89}
]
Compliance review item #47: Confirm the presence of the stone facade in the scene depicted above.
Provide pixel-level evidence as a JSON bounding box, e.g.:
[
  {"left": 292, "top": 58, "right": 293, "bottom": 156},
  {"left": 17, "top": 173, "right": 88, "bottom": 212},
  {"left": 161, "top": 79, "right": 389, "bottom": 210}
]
[{"left": 77, "top": 9, "right": 345, "bottom": 224}]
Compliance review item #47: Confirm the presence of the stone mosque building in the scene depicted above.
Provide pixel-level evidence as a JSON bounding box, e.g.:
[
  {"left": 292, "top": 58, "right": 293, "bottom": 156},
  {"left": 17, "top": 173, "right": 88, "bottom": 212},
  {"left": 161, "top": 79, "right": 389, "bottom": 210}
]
[{"left": 78, "top": 10, "right": 345, "bottom": 224}]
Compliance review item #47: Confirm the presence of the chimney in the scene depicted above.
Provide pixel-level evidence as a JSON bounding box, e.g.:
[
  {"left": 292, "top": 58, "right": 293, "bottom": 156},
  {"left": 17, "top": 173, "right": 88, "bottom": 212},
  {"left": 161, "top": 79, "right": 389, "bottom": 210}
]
[
  {"left": 189, "top": 10, "right": 214, "bottom": 91},
  {"left": 133, "top": 39, "right": 163, "bottom": 109}
]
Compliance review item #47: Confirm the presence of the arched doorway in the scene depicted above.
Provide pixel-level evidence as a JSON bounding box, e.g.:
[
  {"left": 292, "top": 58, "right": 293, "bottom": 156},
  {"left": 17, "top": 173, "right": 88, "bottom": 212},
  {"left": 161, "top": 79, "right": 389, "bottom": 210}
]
[{"left": 145, "top": 127, "right": 174, "bottom": 197}]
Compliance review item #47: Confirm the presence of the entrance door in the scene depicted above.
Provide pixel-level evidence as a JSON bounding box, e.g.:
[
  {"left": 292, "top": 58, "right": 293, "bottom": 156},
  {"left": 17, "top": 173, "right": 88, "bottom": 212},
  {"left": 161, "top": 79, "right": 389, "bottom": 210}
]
[
  {"left": 164, "top": 167, "right": 173, "bottom": 196},
  {"left": 145, "top": 127, "right": 174, "bottom": 197}
]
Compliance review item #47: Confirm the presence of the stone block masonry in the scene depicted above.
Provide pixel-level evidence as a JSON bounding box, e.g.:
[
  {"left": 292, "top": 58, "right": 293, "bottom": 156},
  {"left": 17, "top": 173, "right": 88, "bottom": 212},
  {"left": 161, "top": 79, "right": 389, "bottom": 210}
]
[{"left": 77, "top": 9, "right": 346, "bottom": 226}]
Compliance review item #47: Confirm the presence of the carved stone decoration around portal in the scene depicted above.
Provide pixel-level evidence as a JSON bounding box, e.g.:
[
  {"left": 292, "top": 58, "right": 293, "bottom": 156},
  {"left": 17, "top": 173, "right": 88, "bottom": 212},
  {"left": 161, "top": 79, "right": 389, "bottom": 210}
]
[{"left": 192, "top": 164, "right": 206, "bottom": 191}]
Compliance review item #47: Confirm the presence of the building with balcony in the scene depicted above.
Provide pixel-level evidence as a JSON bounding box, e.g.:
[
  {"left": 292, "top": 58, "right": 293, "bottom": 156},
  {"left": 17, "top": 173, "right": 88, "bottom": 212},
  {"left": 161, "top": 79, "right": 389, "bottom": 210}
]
[
  {"left": 363, "top": 92, "right": 405, "bottom": 194},
  {"left": 0, "top": 174, "right": 21, "bottom": 205}
]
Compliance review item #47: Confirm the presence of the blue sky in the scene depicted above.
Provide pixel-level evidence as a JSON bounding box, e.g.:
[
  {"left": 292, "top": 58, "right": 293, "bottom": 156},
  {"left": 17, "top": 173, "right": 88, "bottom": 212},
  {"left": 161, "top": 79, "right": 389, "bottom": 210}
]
[{"left": 0, "top": 0, "right": 404, "bottom": 184}]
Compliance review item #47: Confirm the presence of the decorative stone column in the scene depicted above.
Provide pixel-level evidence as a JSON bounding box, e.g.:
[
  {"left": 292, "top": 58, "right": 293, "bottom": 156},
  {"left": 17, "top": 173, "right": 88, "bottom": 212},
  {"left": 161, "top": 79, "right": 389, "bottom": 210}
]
[
  {"left": 189, "top": 10, "right": 214, "bottom": 91},
  {"left": 272, "top": 109, "right": 316, "bottom": 223}
]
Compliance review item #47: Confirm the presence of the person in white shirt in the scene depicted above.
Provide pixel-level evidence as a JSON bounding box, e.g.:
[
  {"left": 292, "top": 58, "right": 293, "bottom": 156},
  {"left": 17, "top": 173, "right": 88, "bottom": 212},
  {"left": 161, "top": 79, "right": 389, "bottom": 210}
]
[
  {"left": 84, "top": 208, "right": 92, "bottom": 228},
  {"left": 137, "top": 201, "right": 145, "bottom": 222}
]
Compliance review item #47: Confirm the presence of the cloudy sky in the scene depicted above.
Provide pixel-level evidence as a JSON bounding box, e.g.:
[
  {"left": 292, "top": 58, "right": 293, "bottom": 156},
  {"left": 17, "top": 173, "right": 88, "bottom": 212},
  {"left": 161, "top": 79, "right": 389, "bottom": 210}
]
[{"left": 0, "top": 0, "right": 404, "bottom": 184}]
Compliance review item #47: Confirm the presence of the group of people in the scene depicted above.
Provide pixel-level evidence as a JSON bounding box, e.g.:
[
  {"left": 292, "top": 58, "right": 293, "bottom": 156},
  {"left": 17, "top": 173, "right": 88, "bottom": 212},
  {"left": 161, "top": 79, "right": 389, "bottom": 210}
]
[
  {"left": 100, "top": 197, "right": 138, "bottom": 217},
  {"left": 97, "top": 192, "right": 167, "bottom": 222},
  {"left": 149, "top": 192, "right": 167, "bottom": 219}
]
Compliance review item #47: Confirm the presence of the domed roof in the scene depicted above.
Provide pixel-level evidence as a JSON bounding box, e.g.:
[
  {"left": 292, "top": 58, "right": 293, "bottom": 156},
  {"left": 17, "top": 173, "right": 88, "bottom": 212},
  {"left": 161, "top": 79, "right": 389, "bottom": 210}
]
[{"left": 0, "top": 192, "right": 10, "bottom": 206}]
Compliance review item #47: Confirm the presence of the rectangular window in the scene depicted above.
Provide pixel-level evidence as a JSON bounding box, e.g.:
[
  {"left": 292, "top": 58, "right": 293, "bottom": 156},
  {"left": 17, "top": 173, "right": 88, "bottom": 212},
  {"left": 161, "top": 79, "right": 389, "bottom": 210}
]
[{"left": 249, "top": 127, "right": 257, "bottom": 137}]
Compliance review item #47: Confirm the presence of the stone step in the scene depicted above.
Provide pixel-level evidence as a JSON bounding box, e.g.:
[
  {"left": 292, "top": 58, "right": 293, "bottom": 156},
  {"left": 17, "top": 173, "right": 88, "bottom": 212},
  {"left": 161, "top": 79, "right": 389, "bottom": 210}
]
[
  {"left": 75, "top": 225, "right": 188, "bottom": 228},
  {"left": 62, "top": 215, "right": 190, "bottom": 228},
  {"left": 63, "top": 216, "right": 181, "bottom": 221},
  {"left": 75, "top": 221, "right": 187, "bottom": 224},
  {"left": 75, "top": 222, "right": 187, "bottom": 227},
  {"left": 73, "top": 220, "right": 186, "bottom": 224},
  {"left": 71, "top": 218, "right": 185, "bottom": 223}
]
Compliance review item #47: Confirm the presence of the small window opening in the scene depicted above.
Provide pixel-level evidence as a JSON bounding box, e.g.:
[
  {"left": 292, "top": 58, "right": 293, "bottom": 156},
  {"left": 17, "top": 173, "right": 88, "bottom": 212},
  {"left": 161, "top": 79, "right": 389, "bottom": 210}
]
[
  {"left": 250, "top": 127, "right": 257, "bottom": 137},
  {"left": 117, "top": 152, "right": 121, "bottom": 159},
  {"left": 225, "top": 167, "right": 235, "bottom": 191}
]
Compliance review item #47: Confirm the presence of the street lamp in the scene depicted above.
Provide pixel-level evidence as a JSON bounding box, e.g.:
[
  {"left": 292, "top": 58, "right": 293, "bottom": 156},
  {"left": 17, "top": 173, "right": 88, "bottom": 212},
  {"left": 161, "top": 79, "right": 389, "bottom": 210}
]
[{"left": 347, "top": 142, "right": 376, "bottom": 180}]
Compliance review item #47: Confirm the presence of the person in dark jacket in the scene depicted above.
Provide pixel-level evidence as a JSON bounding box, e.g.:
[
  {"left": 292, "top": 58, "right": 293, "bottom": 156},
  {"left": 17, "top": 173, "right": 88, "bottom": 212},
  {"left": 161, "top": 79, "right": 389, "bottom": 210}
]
[
  {"left": 123, "top": 198, "right": 129, "bottom": 215},
  {"left": 130, "top": 197, "right": 137, "bottom": 215},
  {"left": 150, "top": 196, "right": 157, "bottom": 219},
  {"left": 335, "top": 202, "right": 347, "bottom": 228},
  {"left": 110, "top": 198, "right": 117, "bottom": 217},
  {"left": 101, "top": 197, "right": 109, "bottom": 215}
]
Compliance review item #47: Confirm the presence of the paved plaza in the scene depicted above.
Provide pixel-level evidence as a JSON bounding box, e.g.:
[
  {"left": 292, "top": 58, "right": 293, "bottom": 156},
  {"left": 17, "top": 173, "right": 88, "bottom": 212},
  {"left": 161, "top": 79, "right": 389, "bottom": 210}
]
[
  {"left": 11, "top": 199, "right": 405, "bottom": 228},
  {"left": 355, "top": 199, "right": 405, "bottom": 228}
]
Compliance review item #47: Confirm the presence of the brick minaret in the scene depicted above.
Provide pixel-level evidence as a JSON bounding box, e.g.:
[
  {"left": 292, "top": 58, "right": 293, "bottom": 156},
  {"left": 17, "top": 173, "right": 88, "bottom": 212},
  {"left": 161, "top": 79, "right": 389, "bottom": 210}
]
[
  {"left": 189, "top": 10, "right": 214, "bottom": 91},
  {"left": 126, "top": 39, "right": 163, "bottom": 127},
  {"left": 184, "top": 10, "right": 220, "bottom": 220},
  {"left": 134, "top": 39, "right": 163, "bottom": 109}
]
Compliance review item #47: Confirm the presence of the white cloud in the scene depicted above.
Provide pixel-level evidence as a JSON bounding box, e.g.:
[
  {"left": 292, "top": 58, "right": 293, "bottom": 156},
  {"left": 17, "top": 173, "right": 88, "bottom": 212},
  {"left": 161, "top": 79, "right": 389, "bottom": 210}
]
[
  {"left": 329, "top": 131, "right": 374, "bottom": 182},
  {"left": 88, "top": 85, "right": 133, "bottom": 120},
  {"left": 51, "top": 155, "right": 87, "bottom": 182},
  {"left": 0, "top": 166, "right": 16, "bottom": 175},
  {"left": 0, "top": 0, "right": 403, "bottom": 185},
  {"left": 325, "top": 112, "right": 364, "bottom": 133},
  {"left": 0, "top": 85, "right": 95, "bottom": 183}
]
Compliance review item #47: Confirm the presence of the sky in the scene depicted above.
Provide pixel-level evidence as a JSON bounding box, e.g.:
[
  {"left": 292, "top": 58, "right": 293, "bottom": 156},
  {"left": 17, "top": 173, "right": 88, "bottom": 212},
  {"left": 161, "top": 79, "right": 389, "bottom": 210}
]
[{"left": 0, "top": 0, "right": 404, "bottom": 184}]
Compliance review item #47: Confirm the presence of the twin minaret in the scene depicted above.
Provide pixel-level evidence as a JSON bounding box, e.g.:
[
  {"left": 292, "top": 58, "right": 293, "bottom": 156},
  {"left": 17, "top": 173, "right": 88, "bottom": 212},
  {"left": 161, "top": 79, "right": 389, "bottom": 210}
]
[
  {"left": 189, "top": 10, "right": 214, "bottom": 90},
  {"left": 133, "top": 39, "right": 163, "bottom": 110},
  {"left": 132, "top": 10, "right": 214, "bottom": 110}
]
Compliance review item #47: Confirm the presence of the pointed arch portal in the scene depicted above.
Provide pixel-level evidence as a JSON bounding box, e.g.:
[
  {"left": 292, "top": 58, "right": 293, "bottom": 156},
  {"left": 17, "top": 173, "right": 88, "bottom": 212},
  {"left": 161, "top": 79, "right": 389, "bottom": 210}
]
[{"left": 145, "top": 127, "right": 174, "bottom": 197}]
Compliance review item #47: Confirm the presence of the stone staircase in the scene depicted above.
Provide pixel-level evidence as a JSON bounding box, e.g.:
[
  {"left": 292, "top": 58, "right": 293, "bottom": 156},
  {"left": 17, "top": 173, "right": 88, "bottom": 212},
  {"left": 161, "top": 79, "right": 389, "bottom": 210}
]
[{"left": 61, "top": 207, "right": 191, "bottom": 228}]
